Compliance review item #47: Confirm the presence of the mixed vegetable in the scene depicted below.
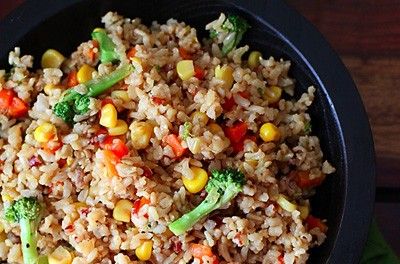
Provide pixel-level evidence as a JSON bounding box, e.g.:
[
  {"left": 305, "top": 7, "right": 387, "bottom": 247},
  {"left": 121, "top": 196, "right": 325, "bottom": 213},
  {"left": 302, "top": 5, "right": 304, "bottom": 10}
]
[{"left": 168, "top": 168, "right": 245, "bottom": 236}]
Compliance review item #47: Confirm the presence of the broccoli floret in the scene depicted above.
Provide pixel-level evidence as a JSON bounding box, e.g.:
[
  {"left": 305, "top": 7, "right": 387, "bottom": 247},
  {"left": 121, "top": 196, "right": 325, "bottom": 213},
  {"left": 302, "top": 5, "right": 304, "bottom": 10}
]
[
  {"left": 5, "top": 197, "right": 42, "bottom": 264},
  {"left": 168, "top": 168, "right": 245, "bottom": 236},
  {"left": 91, "top": 29, "right": 120, "bottom": 63},
  {"left": 53, "top": 64, "right": 133, "bottom": 124},
  {"left": 221, "top": 15, "right": 250, "bottom": 55}
]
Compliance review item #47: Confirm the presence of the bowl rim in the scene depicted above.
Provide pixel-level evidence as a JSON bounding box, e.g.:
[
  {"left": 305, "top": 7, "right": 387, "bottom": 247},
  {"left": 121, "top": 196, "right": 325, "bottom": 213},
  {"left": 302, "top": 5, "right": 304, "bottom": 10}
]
[{"left": 0, "top": 0, "right": 376, "bottom": 263}]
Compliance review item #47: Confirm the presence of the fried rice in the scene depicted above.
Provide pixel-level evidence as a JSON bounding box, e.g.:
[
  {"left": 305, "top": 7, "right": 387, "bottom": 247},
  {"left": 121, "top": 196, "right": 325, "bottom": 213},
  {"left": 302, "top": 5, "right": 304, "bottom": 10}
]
[{"left": 0, "top": 12, "right": 335, "bottom": 264}]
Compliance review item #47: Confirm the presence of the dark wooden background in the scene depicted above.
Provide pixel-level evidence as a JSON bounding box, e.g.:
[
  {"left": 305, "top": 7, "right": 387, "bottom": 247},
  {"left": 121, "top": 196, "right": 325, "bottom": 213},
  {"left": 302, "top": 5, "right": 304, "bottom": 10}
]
[{"left": 1, "top": 0, "right": 399, "bottom": 255}]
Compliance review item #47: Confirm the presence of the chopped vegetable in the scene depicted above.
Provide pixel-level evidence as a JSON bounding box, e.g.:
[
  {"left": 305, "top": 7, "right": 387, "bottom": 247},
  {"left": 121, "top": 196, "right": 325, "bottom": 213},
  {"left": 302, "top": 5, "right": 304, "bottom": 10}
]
[
  {"left": 164, "top": 134, "right": 187, "bottom": 158},
  {"left": 265, "top": 86, "right": 282, "bottom": 104},
  {"left": 190, "top": 244, "right": 219, "bottom": 264},
  {"left": 182, "top": 122, "right": 192, "bottom": 140},
  {"left": 277, "top": 194, "right": 297, "bottom": 213},
  {"left": 107, "top": 119, "right": 128, "bottom": 136},
  {"left": 221, "top": 96, "right": 236, "bottom": 111},
  {"left": 77, "top": 64, "right": 95, "bottom": 83},
  {"left": 178, "top": 47, "right": 192, "bottom": 60},
  {"left": 126, "top": 47, "right": 137, "bottom": 60},
  {"left": 0, "top": 89, "right": 29, "bottom": 118},
  {"left": 34, "top": 123, "right": 57, "bottom": 143},
  {"left": 99, "top": 103, "right": 118, "bottom": 128},
  {"left": 194, "top": 66, "right": 205, "bottom": 80},
  {"left": 100, "top": 137, "right": 129, "bottom": 159},
  {"left": 132, "top": 197, "right": 150, "bottom": 215},
  {"left": 248, "top": 51, "right": 262, "bottom": 69},
  {"left": 48, "top": 246, "right": 72, "bottom": 264},
  {"left": 168, "top": 168, "right": 245, "bottom": 235},
  {"left": 293, "top": 170, "right": 325, "bottom": 189},
  {"left": 177, "top": 60, "right": 195, "bottom": 81},
  {"left": 306, "top": 215, "right": 328, "bottom": 233},
  {"left": 182, "top": 167, "right": 209, "bottom": 194},
  {"left": 111, "top": 90, "right": 130, "bottom": 103},
  {"left": 191, "top": 111, "right": 209, "bottom": 127},
  {"left": 53, "top": 64, "right": 133, "bottom": 124},
  {"left": 259, "top": 122, "right": 280, "bottom": 142},
  {"left": 113, "top": 199, "right": 134, "bottom": 222},
  {"left": 214, "top": 65, "right": 234, "bottom": 90},
  {"left": 129, "top": 121, "right": 153, "bottom": 149},
  {"left": 304, "top": 121, "right": 312, "bottom": 135},
  {"left": 224, "top": 122, "right": 247, "bottom": 144},
  {"left": 100, "top": 149, "right": 119, "bottom": 177},
  {"left": 135, "top": 240, "right": 153, "bottom": 261},
  {"left": 298, "top": 204, "right": 310, "bottom": 219},
  {"left": 91, "top": 29, "right": 120, "bottom": 63},
  {"left": 4, "top": 197, "right": 42, "bottom": 264},
  {"left": 66, "top": 71, "right": 79, "bottom": 87},
  {"left": 41, "top": 49, "right": 65, "bottom": 69}
]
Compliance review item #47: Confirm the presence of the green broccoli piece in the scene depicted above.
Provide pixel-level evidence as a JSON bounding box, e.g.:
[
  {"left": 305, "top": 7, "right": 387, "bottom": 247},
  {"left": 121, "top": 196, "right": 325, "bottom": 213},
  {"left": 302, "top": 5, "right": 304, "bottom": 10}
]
[
  {"left": 182, "top": 122, "right": 192, "bottom": 140},
  {"left": 91, "top": 29, "right": 120, "bottom": 63},
  {"left": 5, "top": 197, "right": 42, "bottom": 264},
  {"left": 220, "top": 15, "right": 250, "bottom": 55},
  {"left": 53, "top": 64, "right": 133, "bottom": 124},
  {"left": 168, "top": 168, "right": 245, "bottom": 236}
]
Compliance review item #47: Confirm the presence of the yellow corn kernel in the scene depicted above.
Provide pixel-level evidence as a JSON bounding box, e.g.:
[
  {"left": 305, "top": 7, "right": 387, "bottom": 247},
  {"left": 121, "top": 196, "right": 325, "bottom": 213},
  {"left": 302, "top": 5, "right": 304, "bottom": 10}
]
[
  {"left": 215, "top": 65, "right": 234, "bottom": 90},
  {"left": 41, "top": 49, "right": 65, "bottom": 69},
  {"left": 107, "top": 120, "right": 128, "bottom": 136},
  {"left": 48, "top": 246, "right": 72, "bottom": 264},
  {"left": 44, "top": 84, "right": 64, "bottom": 95},
  {"left": 113, "top": 199, "right": 134, "bottom": 223},
  {"left": 99, "top": 103, "right": 118, "bottom": 128},
  {"left": 129, "top": 121, "right": 153, "bottom": 149},
  {"left": 34, "top": 123, "right": 57, "bottom": 143},
  {"left": 111, "top": 90, "right": 130, "bottom": 103},
  {"left": 277, "top": 194, "right": 297, "bottom": 213},
  {"left": 186, "top": 137, "right": 202, "bottom": 154},
  {"left": 2, "top": 193, "right": 12, "bottom": 202},
  {"left": 248, "top": 51, "right": 262, "bottom": 69},
  {"left": 67, "top": 157, "right": 73, "bottom": 166},
  {"left": 177, "top": 60, "right": 194, "bottom": 81},
  {"left": 259, "top": 123, "right": 280, "bottom": 142},
  {"left": 265, "top": 86, "right": 282, "bottom": 104},
  {"left": 135, "top": 240, "right": 153, "bottom": 261},
  {"left": 298, "top": 205, "right": 310, "bottom": 219},
  {"left": 182, "top": 167, "right": 209, "bottom": 194},
  {"left": 208, "top": 123, "right": 223, "bottom": 135},
  {"left": 77, "top": 64, "right": 95, "bottom": 83},
  {"left": 191, "top": 111, "right": 209, "bottom": 127},
  {"left": 73, "top": 202, "right": 87, "bottom": 211}
]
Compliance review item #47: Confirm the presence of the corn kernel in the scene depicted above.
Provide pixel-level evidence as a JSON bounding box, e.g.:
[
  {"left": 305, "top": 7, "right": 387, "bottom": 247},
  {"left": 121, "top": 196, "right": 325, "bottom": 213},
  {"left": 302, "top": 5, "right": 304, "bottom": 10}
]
[
  {"left": 77, "top": 64, "right": 95, "bottom": 83},
  {"left": 111, "top": 90, "right": 130, "bottom": 103},
  {"left": 177, "top": 60, "right": 194, "bottom": 81},
  {"left": 108, "top": 119, "right": 128, "bottom": 136},
  {"left": 48, "top": 246, "right": 72, "bottom": 264},
  {"left": 131, "top": 57, "right": 143, "bottom": 72},
  {"left": 191, "top": 111, "right": 209, "bottom": 127},
  {"left": 182, "top": 167, "right": 209, "bottom": 194},
  {"left": 2, "top": 193, "right": 12, "bottom": 202},
  {"left": 277, "top": 194, "right": 297, "bottom": 213},
  {"left": 129, "top": 121, "right": 153, "bottom": 149},
  {"left": 215, "top": 65, "right": 234, "bottom": 90},
  {"left": 67, "top": 157, "right": 73, "bottom": 166},
  {"left": 34, "top": 123, "right": 57, "bottom": 143},
  {"left": 41, "top": 49, "right": 65, "bottom": 69},
  {"left": 100, "top": 103, "right": 118, "bottom": 128},
  {"left": 113, "top": 199, "right": 134, "bottom": 223},
  {"left": 135, "top": 240, "right": 153, "bottom": 261},
  {"left": 259, "top": 123, "right": 280, "bottom": 142},
  {"left": 44, "top": 84, "right": 63, "bottom": 95},
  {"left": 73, "top": 202, "right": 87, "bottom": 211},
  {"left": 298, "top": 205, "right": 310, "bottom": 219},
  {"left": 208, "top": 123, "right": 223, "bottom": 135},
  {"left": 265, "top": 86, "right": 282, "bottom": 104},
  {"left": 248, "top": 51, "right": 262, "bottom": 69}
]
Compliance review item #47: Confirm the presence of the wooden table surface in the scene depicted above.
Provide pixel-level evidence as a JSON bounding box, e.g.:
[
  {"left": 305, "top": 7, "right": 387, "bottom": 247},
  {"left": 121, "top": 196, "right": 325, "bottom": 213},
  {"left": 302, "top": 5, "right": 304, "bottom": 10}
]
[{"left": 1, "top": 0, "right": 399, "bottom": 255}]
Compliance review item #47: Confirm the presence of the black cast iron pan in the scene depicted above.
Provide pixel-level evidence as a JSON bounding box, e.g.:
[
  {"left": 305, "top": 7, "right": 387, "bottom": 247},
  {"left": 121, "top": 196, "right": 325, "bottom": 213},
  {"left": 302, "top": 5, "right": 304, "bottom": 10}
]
[{"left": 0, "top": 1, "right": 375, "bottom": 263}]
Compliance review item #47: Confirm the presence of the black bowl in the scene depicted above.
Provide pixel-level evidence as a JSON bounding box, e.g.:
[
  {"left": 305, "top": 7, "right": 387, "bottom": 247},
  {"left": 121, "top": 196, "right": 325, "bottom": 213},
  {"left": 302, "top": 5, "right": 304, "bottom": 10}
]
[{"left": 0, "top": 0, "right": 375, "bottom": 263}]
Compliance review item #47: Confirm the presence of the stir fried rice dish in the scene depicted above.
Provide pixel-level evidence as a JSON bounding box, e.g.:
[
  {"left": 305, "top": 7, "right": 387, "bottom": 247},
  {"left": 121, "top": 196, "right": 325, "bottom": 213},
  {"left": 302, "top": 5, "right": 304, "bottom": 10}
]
[{"left": 0, "top": 12, "right": 335, "bottom": 264}]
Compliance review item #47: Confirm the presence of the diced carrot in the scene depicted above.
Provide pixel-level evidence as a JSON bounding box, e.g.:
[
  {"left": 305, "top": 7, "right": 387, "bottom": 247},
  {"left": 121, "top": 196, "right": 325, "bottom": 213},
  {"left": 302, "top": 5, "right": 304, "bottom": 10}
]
[
  {"left": 164, "top": 134, "right": 186, "bottom": 157},
  {"left": 0, "top": 89, "right": 15, "bottom": 109},
  {"left": 278, "top": 255, "right": 284, "bottom": 264},
  {"left": 194, "top": 66, "right": 205, "bottom": 80},
  {"left": 8, "top": 97, "right": 28, "bottom": 118},
  {"left": 238, "top": 91, "right": 250, "bottom": 99},
  {"left": 221, "top": 96, "right": 236, "bottom": 111},
  {"left": 67, "top": 70, "right": 79, "bottom": 87},
  {"left": 100, "top": 137, "right": 129, "bottom": 159},
  {"left": 224, "top": 122, "right": 248, "bottom": 144},
  {"left": 102, "top": 150, "right": 119, "bottom": 177},
  {"left": 42, "top": 140, "right": 62, "bottom": 153},
  {"left": 152, "top": 96, "right": 167, "bottom": 105},
  {"left": 306, "top": 215, "right": 328, "bottom": 233},
  {"left": 87, "top": 40, "right": 99, "bottom": 62},
  {"left": 178, "top": 47, "right": 192, "bottom": 60},
  {"left": 132, "top": 197, "right": 150, "bottom": 215},
  {"left": 293, "top": 170, "right": 325, "bottom": 189},
  {"left": 190, "top": 244, "right": 219, "bottom": 264},
  {"left": 127, "top": 47, "right": 137, "bottom": 60}
]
